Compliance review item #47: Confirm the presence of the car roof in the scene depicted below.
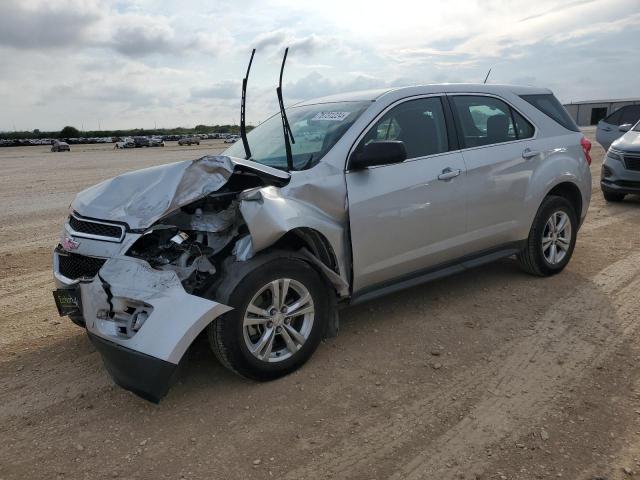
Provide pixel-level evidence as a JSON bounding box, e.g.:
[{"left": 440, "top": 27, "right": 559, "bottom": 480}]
[{"left": 295, "top": 83, "right": 552, "bottom": 106}]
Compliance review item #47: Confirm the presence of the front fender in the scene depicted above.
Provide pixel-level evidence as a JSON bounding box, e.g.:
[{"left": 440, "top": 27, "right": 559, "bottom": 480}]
[{"left": 239, "top": 186, "right": 350, "bottom": 289}]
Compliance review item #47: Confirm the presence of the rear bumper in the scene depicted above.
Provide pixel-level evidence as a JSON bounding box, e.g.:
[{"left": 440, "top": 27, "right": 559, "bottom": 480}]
[{"left": 88, "top": 331, "right": 178, "bottom": 403}]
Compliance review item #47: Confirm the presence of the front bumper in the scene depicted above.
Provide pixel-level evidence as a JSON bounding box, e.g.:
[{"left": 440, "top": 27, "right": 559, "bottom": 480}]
[
  {"left": 88, "top": 332, "right": 179, "bottom": 403},
  {"left": 69, "top": 256, "right": 231, "bottom": 402},
  {"left": 601, "top": 152, "right": 640, "bottom": 195},
  {"left": 601, "top": 179, "right": 640, "bottom": 195}
]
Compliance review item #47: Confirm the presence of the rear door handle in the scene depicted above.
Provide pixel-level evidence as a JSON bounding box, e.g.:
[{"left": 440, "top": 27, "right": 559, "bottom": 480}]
[
  {"left": 522, "top": 148, "right": 540, "bottom": 159},
  {"left": 602, "top": 127, "right": 612, "bottom": 132},
  {"left": 438, "top": 168, "right": 461, "bottom": 181}
]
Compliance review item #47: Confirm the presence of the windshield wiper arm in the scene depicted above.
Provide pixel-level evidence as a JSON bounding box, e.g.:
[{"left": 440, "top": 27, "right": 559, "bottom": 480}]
[
  {"left": 276, "top": 47, "right": 295, "bottom": 171},
  {"left": 240, "top": 48, "right": 256, "bottom": 160}
]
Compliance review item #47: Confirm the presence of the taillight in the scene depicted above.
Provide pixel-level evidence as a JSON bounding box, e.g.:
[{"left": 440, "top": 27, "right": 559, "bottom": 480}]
[{"left": 580, "top": 136, "right": 592, "bottom": 166}]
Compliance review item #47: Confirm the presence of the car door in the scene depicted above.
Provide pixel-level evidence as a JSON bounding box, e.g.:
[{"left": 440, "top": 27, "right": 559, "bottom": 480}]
[
  {"left": 449, "top": 94, "right": 537, "bottom": 252},
  {"left": 346, "top": 96, "right": 468, "bottom": 293},
  {"left": 597, "top": 108, "right": 625, "bottom": 149}
]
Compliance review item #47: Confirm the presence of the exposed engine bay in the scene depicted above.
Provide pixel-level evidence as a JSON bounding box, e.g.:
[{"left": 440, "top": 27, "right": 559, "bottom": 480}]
[{"left": 126, "top": 179, "right": 256, "bottom": 296}]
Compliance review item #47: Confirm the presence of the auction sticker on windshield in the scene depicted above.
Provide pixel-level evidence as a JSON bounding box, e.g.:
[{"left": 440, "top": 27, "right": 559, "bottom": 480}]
[{"left": 312, "top": 111, "right": 351, "bottom": 121}]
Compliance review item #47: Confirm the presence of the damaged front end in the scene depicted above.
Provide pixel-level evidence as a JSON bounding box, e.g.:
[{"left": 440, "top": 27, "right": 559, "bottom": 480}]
[{"left": 53, "top": 154, "right": 348, "bottom": 402}]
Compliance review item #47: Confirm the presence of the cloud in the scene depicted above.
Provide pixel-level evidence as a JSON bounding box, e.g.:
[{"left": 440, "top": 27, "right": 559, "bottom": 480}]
[
  {"left": 108, "top": 15, "right": 177, "bottom": 57},
  {"left": 254, "top": 30, "right": 288, "bottom": 50},
  {"left": 0, "top": 0, "right": 101, "bottom": 49},
  {"left": 248, "top": 29, "right": 344, "bottom": 58},
  {"left": 288, "top": 34, "right": 326, "bottom": 55},
  {"left": 41, "top": 81, "right": 163, "bottom": 110},
  {"left": 1, "top": 0, "right": 639, "bottom": 131},
  {"left": 190, "top": 81, "right": 240, "bottom": 99},
  {"left": 285, "top": 71, "right": 394, "bottom": 101}
]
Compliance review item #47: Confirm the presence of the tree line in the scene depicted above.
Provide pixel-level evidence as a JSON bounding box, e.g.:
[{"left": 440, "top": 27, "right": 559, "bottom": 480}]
[{"left": 0, "top": 124, "right": 253, "bottom": 140}]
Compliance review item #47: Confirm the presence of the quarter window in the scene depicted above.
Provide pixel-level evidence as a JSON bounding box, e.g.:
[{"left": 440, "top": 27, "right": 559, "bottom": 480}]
[
  {"left": 451, "top": 95, "right": 534, "bottom": 148},
  {"left": 357, "top": 97, "right": 449, "bottom": 160}
]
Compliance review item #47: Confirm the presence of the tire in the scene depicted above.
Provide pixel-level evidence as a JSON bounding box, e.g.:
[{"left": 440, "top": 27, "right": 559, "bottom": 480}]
[
  {"left": 602, "top": 190, "right": 625, "bottom": 202},
  {"left": 517, "top": 195, "right": 578, "bottom": 277},
  {"left": 206, "top": 253, "right": 330, "bottom": 381}
]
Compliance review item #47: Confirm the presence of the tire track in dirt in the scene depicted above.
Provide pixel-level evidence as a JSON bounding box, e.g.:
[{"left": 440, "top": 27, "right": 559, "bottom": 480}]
[
  {"left": 393, "top": 253, "right": 640, "bottom": 479},
  {"left": 579, "top": 208, "right": 639, "bottom": 234},
  {"left": 0, "top": 339, "right": 111, "bottom": 421},
  {"left": 284, "top": 253, "right": 640, "bottom": 479}
]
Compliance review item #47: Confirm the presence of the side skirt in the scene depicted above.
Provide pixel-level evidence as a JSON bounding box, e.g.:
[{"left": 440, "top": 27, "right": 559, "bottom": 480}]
[{"left": 349, "top": 242, "right": 524, "bottom": 306}]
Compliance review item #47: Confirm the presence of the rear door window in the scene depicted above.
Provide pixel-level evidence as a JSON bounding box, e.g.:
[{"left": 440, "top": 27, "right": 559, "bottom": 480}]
[
  {"left": 604, "top": 108, "right": 623, "bottom": 125},
  {"left": 451, "top": 96, "right": 533, "bottom": 148},
  {"left": 620, "top": 106, "right": 640, "bottom": 125},
  {"left": 512, "top": 109, "right": 535, "bottom": 140}
]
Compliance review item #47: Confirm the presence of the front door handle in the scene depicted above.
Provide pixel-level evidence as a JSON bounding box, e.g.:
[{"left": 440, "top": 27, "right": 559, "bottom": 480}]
[
  {"left": 522, "top": 148, "right": 540, "bottom": 159},
  {"left": 602, "top": 127, "right": 612, "bottom": 132},
  {"left": 438, "top": 168, "right": 461, "bottom": 181}
]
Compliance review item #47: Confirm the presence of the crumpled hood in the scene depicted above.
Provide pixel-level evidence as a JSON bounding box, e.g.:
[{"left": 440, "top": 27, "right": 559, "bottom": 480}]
[
  {"left": 71, "top": 155, "right": 289, "bottom": 230},
  {"left": 612, "top": 130, "right": 640, "bottom": 153}
]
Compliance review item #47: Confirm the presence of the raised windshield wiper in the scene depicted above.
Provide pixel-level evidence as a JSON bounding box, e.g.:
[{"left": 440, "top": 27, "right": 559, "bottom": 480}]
[
  {"left": 277, "top": 47, "right": 295, "bottom": 171},
  {"left": 240, "top": 48, "right": 256, "bottom": 160}
]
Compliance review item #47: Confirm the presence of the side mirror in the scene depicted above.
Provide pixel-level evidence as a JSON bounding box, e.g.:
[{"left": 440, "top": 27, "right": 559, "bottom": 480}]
[
  {"left": 619, "top": 123, "right": 632, "bottom": 133},
  {"left": 350, "top": 141, "right": 407, "bottom": 170}
]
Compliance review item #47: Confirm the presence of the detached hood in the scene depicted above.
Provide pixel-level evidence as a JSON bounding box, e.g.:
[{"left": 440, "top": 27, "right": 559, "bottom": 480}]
[{"left": 71, "top": 155, "right": 289, "bottom": 230}]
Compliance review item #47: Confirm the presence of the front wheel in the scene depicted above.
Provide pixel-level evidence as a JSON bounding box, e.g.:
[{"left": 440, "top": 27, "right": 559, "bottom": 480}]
[
  {"left": 207, "top": 254, "right": 329, "bottom": 380},
  {"left": 517, "top": 195, "right": 578, "bottom": 276}
]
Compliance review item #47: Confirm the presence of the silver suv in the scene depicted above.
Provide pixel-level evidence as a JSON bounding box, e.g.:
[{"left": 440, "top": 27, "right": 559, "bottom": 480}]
[
  {"left": 601, "top": 120, "right": 640, "bottom": 201},
  {"left": 52, "top": 84, "right": 592, "bottom": 402}
]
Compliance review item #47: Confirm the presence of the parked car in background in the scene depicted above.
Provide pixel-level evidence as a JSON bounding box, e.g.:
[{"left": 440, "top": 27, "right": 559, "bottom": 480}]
[
  {"left": 178, "top": 136, "right": 200, "bottom": 146},
  {"left": 133, "top": 137, "right": 151, "bottom": 148},
  {"left": 149, "top": 137, "right": 165, "bottom": 147},
  {"left": 51, "top": 84, "right": 591, "bottom": 402},
  {"left": 596, "top": 105, "right": 640, "bottom": 150},
  {"left": 51, "top": 140, "right": 70, "bottom": 152},
  {"left": 114, "top": 138, "right": 135, "bottom": 149},
  {"left": 601, "top": 120, "right": 640, "bottom": 202},
  {"left": 223, "top": 135, "right": 239, "bottom": 143}
]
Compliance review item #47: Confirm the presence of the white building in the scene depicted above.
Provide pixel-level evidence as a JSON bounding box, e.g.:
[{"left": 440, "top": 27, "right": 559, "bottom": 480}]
[{"left": 563, "top": 98, "right": 640, "bottom": 126}]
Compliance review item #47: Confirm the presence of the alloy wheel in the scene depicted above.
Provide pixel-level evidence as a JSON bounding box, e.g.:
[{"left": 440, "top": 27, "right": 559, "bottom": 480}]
[
  {"left": 242, "top": 278, "right": 315, "bottom": 363},
  {"left": 541, "top": 210, "right": 572, "bottom": 265}
]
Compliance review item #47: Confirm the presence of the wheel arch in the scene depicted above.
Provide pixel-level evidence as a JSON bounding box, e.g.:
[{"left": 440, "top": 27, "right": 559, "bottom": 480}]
[
  {"left": 545, "top": 181, "right": 583, "bottom": 221},
  {"left": 269, "top": 227, "right": 339, "bottom": 275}
]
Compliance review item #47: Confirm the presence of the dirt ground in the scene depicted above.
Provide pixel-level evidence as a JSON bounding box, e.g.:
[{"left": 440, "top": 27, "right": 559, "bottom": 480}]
[{"left": 1, "top": 132, "right": 639, "bottom": 480}]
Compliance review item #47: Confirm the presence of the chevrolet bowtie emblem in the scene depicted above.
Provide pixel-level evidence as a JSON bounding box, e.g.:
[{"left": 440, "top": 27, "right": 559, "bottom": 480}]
[{"left": 61, "top": 236, "right": 80, "bottom": 251}]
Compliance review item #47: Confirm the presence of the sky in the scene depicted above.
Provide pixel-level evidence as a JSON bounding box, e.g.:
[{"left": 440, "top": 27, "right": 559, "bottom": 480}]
[{"left": 1, "top": 0, "right": 639, "bottom": 132}]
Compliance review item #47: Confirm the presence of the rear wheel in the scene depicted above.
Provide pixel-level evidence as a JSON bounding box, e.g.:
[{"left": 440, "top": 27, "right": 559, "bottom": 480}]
[
  {"left": 602, "top": 190, "right": 625, "bottom": 202},
  {"left": 207, "top": 254, "right": 329, "bottom": 380},
  {"left": 517, "top": 195, "right": 577, "bottom": 276}
]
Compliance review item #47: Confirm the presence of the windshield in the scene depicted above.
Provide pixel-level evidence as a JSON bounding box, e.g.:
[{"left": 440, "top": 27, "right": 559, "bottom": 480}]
[{"left": 224, "top": 101, "right": 371, "bottom": 170}]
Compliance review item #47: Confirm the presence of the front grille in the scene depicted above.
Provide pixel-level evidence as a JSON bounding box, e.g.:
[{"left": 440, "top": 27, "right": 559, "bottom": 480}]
[
  {"left": 68, "top": 215, "right": 123, "bottom": 240},
  {"left": 614, "top": 180, "right": 640, "bottom": 189},
  {"left": 58, "top": 252, "right": 106, "bottom": 280},
  {"left": 623, "top": 154, "right": 640, "bottom": 171}
]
